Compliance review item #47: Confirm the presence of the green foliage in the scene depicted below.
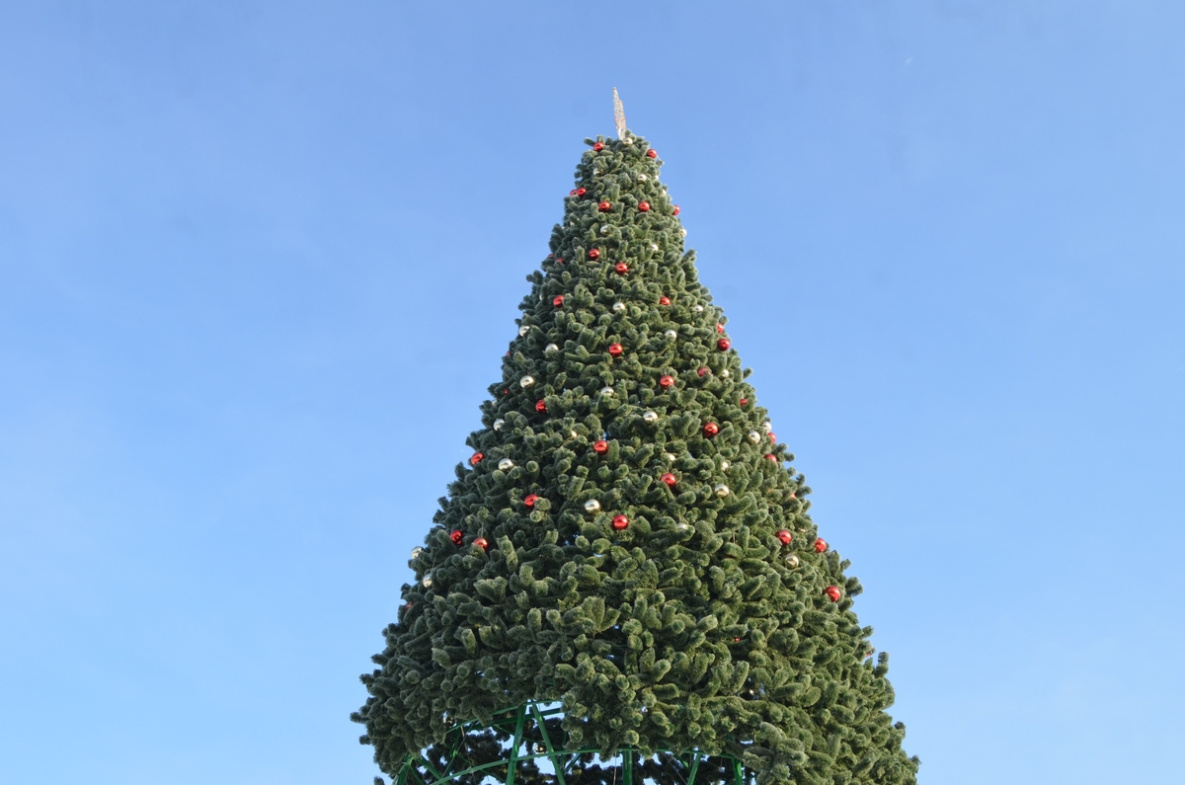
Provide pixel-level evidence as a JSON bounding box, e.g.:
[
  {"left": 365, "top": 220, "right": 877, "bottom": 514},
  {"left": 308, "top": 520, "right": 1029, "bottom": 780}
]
[{"left": 354, "top": 134, "right": 918, "bottom": 784}]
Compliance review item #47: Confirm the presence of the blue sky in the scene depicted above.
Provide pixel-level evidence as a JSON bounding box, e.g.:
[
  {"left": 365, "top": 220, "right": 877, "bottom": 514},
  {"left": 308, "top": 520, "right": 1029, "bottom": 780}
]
[{"left": 2, "top": 2, "right": 1183, "bottom": 783}]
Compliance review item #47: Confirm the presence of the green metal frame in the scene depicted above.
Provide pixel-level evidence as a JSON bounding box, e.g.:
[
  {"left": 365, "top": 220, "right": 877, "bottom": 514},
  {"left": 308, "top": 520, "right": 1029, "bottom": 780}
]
[{"left": 393, "top": 702, "right": 751, "bottom": 785}]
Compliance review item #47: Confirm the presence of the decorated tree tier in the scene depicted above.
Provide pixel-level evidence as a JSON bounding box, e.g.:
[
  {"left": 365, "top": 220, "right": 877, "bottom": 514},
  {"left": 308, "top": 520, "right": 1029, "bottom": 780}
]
[{"left": 354, "top": 117, "right": 918, "bottom": 785}]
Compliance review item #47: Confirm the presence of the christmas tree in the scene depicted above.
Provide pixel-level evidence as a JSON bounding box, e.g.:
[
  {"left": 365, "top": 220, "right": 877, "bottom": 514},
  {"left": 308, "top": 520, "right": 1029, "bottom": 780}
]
[{"left": 354, "top": 104, "right": 918, "bottom": 785}]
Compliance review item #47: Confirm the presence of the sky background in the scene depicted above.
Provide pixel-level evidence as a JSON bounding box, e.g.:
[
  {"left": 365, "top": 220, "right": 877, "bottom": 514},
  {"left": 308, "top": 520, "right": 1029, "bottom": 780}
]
[{"left": 2, "top": 2, "right": 1183, "bottom": 783}]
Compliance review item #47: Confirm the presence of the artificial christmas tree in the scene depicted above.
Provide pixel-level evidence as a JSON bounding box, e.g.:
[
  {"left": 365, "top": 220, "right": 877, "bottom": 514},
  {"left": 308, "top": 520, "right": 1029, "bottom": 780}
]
[{"left": 354, "top": 110, "right": 918, "bottom": 785}]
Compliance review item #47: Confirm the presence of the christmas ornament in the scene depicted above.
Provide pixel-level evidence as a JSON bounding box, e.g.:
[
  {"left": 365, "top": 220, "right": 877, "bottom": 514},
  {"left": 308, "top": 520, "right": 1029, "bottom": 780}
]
[
  {"left": 421, "top": 575, "right": 433, "bottom": 588},
  {"left": 450, "top": 530, "right": 464, "bottom": 546},
  {"left": 720, "top": 460, "right": 730, "bottom": 471},
  {"left": 598, "top": 201, "right": 611, "bottom": 212},
  {"left": 776, "top": 529, "right": 793, "bottom": 545},
  {"left": 493, "top": 419, "right": 505, "bottom": 430},
  {"left": 739, "top": 398, "right": 748, "bottom": 406},
  {"left": 673, "top": 205, "right": 681, "bottom": 215},
  {"left": 473, "top": 537, "right": 489, "bottom": 551},
  {"left": 660, "top": 472, "right": 677, "bottom": 487},
  {"left": 649, "top": 243, "right": 659, "bottom": 252},
  {"left": 593, "top": 440, "right": 609, "bottom": 454},
  {"left": 825, "top": 586, "right": 842, "bottom": 602},
  {"left": 498, "top": 459, "right": 515, "bottom": 471},
  {"left": 717, "top": 338, "right": 731, "bottom": 351},
  {"left": 410, "top": 547, "right": 424, "bottom": 559},
  {"left": 613, "top": 301, "right": 626, "bottom": 312},
  {"left": 646, "top": 149, "right": 658, "bottom": 159},
  {"left": 614, "top": 262, "right": 629, "bottom": 275},
  {"left": 575, "top": 187, "right": 587, "bottom": 197},
  {"left": 664, "top": 329, "right": 678, "bottom": 339},
  {"left": 769, "top": 432, "right": 777, "bottom": 444},
  {"left": 524, "top": 494, "right": 539, "bottom": 508},
  {"left": 584, "top": 499, "right": 601, "bottom": 513},
  {"left": 519, "top": 325, "right": 530, "bottom": 336},
  {"left": 612, "top": 514, "right": 629, "bottom": 530},
  {"left": 545, "top": 343, "right": 559, "bottom": 354},
  {"left": 553, "top": 295, "right": 564, "bottom": 307},
  {"left": 588, "top": 248, "right": 600, "bottom": 259},
  {"left": 535, "top": 400, "right": 547, "bottom": 413},
  {"left": 659, "top": 375, "right": 675, "bottom": 388},
  {"left": 675, "top": 521, "right": 690, "bottom": 531},
  {"left": 716, "top": 323, "right": 724, "bottom": 333},
  {"left": 697, "top": 366, "right": 710, "bottom": 377},
  {"left": 693, "top": 304, "right": 704, "bottom": 312},
  {"left": 659, "top": 295, "right": 670, "bottom": 305},
  {"left": 520, "top": 376, "right": 535, "bottom": 387},
  {"left": 720, "top": 369, "right": 730, "bottom": 378},
  {"left": 592, "top": 142, "right": 604, "bottom": 151},
  {"left": 703, "top": 422, "right": 719, "bottom": 437},
  {"left": 639, "top": 201, "right": 651, "bottom": 212},
  {"left": 747, "top": 431, "right": 762, "bottom": 444},
  {"left": 600, "top": 224, "right": 611, "bottom": 236},
  {"left": 608, "top": 343, "right": 623, "bottom": 357},
  {"left": 470, "top": 452, "right": 484, "bottom": 465},
  {"left": 765, "top": 453, "right": 778, "bottom": 462},
  {"left": 762, "top": 421, "right": 773, "bottom": 433},
  {"left": 636, "top": 173, "right": 648, "bottom": 181},
  {"left": 715, "top": 484, "right": 731, "bottom": 497},
  {"left": 814, "top": 538, "right": 828, "bottom": 553},
  {"left": 784, "top": 553, "right": 800, "bottom": 568},
  {"left": 642, "top": 410, "right": 658, "bottom": 423},
  {"left": 600, "top": 386, "right": 614, "bottom": 396}
]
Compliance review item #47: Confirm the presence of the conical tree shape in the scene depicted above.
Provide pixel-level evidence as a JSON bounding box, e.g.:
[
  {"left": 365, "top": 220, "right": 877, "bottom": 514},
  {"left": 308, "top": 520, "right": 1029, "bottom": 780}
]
[{"left": 355, "top": 132, "right": 918, "bottom": 785}]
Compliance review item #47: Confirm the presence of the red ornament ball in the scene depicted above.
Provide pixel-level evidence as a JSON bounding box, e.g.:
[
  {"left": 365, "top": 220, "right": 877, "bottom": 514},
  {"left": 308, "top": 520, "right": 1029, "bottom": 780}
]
[
  {"left": 776, "top": 529, "right": 793, "bottom": 545},
  {"left": 825, "top": 585, "right": 842, "bottom": 602},
  {"left": 569, "top": 189, "right": 576, "bottom": 196},
  {"left": 598, "top": 201, "right": 611, "bottom": 212},
  {"left": 703, "top": 422, "right": 720, "bottom": 437},
  {"left": 588, "top": 248, "right": 600, "bottom": 260},
  {"left": 697, "top": 366, "right": 710, "bottom": 377},
  {"left": 614, "top": 262, "right": 629, "bottom": 275},
  {"left": 769, "top": 432, "right": 777, "bottom": 443},
  {"left": 473, "top": 537, "right": 489, "bottom": 551},
  {"left": 611, "top": 514, "right": 629, "bottom": 530},
  {"left": 450, "top": 530, "right": 464, "bottom": 546},
  {"left": 659, "top": 374, "right": 675, "bottom": 389},
  {"left": 739, "top": 398, "right": 748, "bottom": 406},
  {"left": 717, "top": 338, "right": 731, "bottom": 351},
  {"left": 672, "top": 205, "right": 681, "bottom": 215},
  {"left": 593, "top": 142, "right": 604, "bottom": 151},
  {"left": 765, "top": 453, "right": 778, "bottom": 462},
  {"left": 535, "top": 399, "right": 547, "bottom": 413},
  {"left": 660, "top": 472, "right": 677, "bottom": 487},
  {"left": 646, "top": 149, "right": 658, "bottom": 159},
  {"left": 608, "top": 343, "right": 623, "bottom": 357},
  {"left": 524, "top": 494, "right": 539, "bottom": 509},
  {"left": 638, "top": 201, "right": 651, "bottom": 212},
  {"left": 470, "top": 452, "right": 484, "bottom": 466},
  {"left": 716, "top": 323, "right": 725, "bottom": 333},
  {"left": 659, "top": 296, "right": 670, "bottom": 305},
  {"left": 553, "top": 294, "right": 564, "bottom": 307},
  {"left": 576, "top": 187, "right": 587, "bottom": 197},
  {"left": 593, "top": 440, "right": 609, "bottom": 454},
  {"left": 814, "top": 538, "right": 828, "bottom": 553}
]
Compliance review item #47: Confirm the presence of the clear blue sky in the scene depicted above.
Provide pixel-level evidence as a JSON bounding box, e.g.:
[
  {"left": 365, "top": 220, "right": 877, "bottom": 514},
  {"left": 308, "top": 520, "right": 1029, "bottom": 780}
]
[{"left": 2, "top": 2, "right": 1182, "bottom": 783}]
